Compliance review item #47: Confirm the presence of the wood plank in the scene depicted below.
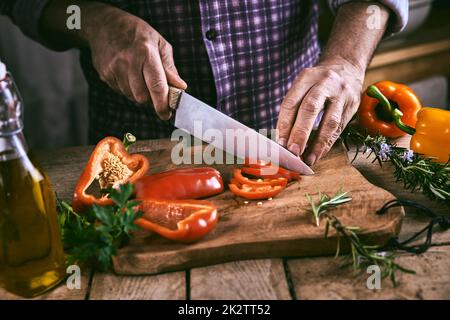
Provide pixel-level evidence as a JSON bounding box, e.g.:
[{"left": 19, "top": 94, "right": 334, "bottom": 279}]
[
  {"left": 88, "top": 271, "right": 185, "bottom": 300},
  {"left": 369, "top": 38, "right": 450, "bottom": 68},
  {"left": 190, "top": 259, "right": 291, "bottom": 300},
  {"left": 287, "top": 246, "right": 450, "bottom": 300},
  {"left": 364, "top": 48, "right": 450, "bottom": 87},
  {"left": 113, "top": 144, "right": 403, "bottom": 275},
  {"left": 0, "top": 269, "right": 91, "bottom": 300}
]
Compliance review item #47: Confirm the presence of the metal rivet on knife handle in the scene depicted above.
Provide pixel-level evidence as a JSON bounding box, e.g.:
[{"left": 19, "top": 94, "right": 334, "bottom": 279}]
[{"left": 168, "top": 86, "right": 183, "bottom": 110}]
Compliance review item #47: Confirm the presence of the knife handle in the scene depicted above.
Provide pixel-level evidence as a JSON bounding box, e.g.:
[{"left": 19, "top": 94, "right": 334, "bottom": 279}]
[{"left": 168, "top": 86, "right": 184, "bottom": 110}]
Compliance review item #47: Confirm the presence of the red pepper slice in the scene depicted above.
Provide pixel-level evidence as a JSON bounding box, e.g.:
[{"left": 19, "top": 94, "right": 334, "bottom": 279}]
[
  {"left": 233, "top": 168, "right": 287, "bottom": 187},
  {"left": 244, "top": 158, "right": 272, "bottom": 167},
  {"left": 134, "top": 167, "right": 223, "bottom": 200},
  {"left": 134, "top": 199, "right": 218, "bottom": 243},
  {"left": 241, "top": 166, "right": 301, "bottom": 181},
  {"left": 72, "top": 136, "right": 149, "bottom": 212},
  {"left": 228, "top": 178, "right": 287, "bottom": 200}
]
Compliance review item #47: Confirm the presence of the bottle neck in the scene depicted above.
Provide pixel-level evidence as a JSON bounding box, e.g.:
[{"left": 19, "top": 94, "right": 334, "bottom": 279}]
[
  {"left": 0, "top": 130, "right": 29, "bottom": 162},
  {"left": 0, "top": 72, "right": 24, "bottom": 136}
]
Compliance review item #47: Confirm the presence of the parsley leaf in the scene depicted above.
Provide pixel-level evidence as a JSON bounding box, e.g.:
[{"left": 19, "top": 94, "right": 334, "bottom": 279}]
[{"left": 57, "top": 183, "right": 142, "bottom": 271}]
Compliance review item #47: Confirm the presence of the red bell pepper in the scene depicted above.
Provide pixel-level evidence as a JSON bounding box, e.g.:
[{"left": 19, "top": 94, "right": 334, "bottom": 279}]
[
  {"left": 72, "top": 136, "right": 149, "bottom": 212},
  {"left": 134, "top": 167, "right": 223, "bottom": 200},
  {"left": 134, "top": 199, "right": 218, "bottom": 243}
]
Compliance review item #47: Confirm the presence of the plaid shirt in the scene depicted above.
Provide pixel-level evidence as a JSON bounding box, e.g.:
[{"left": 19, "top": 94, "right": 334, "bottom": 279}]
[{"left": 2, "top": 0, "right": 408, "bottom": 144}]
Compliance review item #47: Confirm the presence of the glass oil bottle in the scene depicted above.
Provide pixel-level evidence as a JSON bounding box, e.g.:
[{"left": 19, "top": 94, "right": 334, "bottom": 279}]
[{"left": 0, "top": 63, "right": 66, "bottom": 298}]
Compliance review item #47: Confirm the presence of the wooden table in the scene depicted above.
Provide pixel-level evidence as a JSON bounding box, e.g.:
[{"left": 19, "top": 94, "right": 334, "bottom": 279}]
[{"left": 1, "top": 138, "right": 449, "bottom": 300}]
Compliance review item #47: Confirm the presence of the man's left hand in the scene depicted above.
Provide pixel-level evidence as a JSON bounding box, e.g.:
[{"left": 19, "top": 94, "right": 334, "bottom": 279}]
[{"left": 276, "top": 56, "right": 364, "bottom": 166}]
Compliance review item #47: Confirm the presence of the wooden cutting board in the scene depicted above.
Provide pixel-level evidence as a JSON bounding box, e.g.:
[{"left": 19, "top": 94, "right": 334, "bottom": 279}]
[{"left": 110, "top": 142, "right": 404, "bottom": 275}]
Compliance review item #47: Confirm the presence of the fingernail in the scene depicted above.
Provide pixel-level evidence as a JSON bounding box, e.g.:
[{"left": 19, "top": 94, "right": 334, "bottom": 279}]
[
  {"left": 305, "top": 153, "right": 317, "bottom": 166},
  {"left": 278, "top": 138, "right": 287, "bottom": 147},
  {"left": 288, "top": 143, "right": 300, "bottom": 156}
]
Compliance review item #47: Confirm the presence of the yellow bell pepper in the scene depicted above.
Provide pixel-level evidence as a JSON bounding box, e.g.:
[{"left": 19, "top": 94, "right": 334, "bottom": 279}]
[{"left": 410, "top": 108, "right": 450, "bottom": 163}]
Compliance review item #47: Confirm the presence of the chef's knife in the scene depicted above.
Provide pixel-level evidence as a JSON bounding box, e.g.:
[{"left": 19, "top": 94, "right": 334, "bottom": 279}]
[{"left": 168, "top": 87, "right": 314, "bottom": 175}]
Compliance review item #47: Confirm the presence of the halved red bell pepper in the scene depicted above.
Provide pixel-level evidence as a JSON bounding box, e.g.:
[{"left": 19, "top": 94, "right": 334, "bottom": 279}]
[
  {"left": 134, "top": 167, "right": 223, "bottom": 200},
  {"left": 134, "top": 199, "right": 218, "bottom": 243},
  {"left": 228, "top": 178, "right": 287, "bottom": 200},
  {"left": 72, "top": 136, "right": 149, "bottom": 212}
]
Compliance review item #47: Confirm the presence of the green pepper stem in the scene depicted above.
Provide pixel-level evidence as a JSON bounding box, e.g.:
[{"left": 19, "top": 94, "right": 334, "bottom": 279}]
[
  {"left": 366, "top": 85, "right": 393, "bottom": 114},
  {"left": 366, "top": 85, "right": 416, "bottom": 135},
  {"left": 123, "top": 133, "right": 136, "bottom": 151},
  {"left": 392, "top": 109, "right": 416, "bottom": 135}
]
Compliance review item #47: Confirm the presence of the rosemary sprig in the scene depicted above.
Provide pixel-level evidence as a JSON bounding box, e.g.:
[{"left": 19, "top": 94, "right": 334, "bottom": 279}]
[
  {"left": 305, "top": 190, "right": 352, "bottom": 226},
  {"left": 306, "top": 190, "right": 415, "bottom": 286},
  {"left": 342, "top": 126, "right": 450, "bottom": 206}
]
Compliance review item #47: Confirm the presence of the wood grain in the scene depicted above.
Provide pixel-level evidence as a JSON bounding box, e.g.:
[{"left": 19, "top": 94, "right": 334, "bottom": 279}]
[
  {"left": 89, "top": 272, "right": 185, "bottom": 300},
  {"left": 190, "top": 259, "right": 291, "bottom": 300},
  {"left": 112, "top": 143, "right": 403, "bottom": 275},
  {"left": 287, "top": 246, "right": 450, "bottom": 300}
]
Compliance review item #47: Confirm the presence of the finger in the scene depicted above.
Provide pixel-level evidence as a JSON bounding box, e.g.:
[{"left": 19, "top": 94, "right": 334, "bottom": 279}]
[
  {"left": 304, "top": 97, "right": 345, "bottom": 165},
  {"left": 143, "top": 52, "right": 171, "bottom": 120},
  {"left": 112, "top": 60, "right": 134, "bottom": 101},
  {"left": 287, "top": 85, "right": 326, "bottom": 156},
  {"left": 128, "top": 61, "right": 151, "bottom": 105},
  {"left": 159, "top": 41, "right": 188, "bottom": 90},
  {"left": 276, "top": 70, "right": 315, "bottom": 148}
]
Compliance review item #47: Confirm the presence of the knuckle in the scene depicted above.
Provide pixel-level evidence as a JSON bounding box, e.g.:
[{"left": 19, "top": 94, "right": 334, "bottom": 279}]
[
  {"left": 327, "top": 117, "right": 341, "bottom": 131},
  {"left": 292, "top": 127, "right": 309, "bottom": 141},
  {"left": 149, "top": 79, "right": 165, "bottom": 91},
  {"left": 277, "top": 119, "right": 292, "bottom": 133},
  {"left": 302, "top": 99, "right": 320, "bottom": 114},
  {"left": 134, "top": 94, "right": 148, "bottom": 104},
  {"left": 159, "top": 39, "right": 173, "bottom": 54},
  {"left": 341, "top": 82, "right": 349, "bottom": 90},
  {"left": 281, "top": 97, "right": 299, "bottom": 112},
  {"left": 325, "top": 69, "right": 338, "bottom": 80}
]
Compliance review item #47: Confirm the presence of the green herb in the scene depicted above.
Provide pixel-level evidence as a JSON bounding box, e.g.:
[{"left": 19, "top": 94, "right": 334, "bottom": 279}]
[
  {"left": 57, "top": 183, "right": 142, "bottom": 270},
  {"left": 305, "top": 190, "right": 352, "bottom": 226},
  {"left": 342, "top": 126, "right": 450, "bottom": 206},
  {"left": 306, "top": 190, "right": 415, "bottom": 286}
]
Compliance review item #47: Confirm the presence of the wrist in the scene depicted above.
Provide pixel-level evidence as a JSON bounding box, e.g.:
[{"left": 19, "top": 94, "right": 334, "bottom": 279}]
[
  {"left": 81, "top": 2, "right": 118, "bottom": 46},
  {"left": 318, "top": 55, "right": 365, "bottom": 84}
]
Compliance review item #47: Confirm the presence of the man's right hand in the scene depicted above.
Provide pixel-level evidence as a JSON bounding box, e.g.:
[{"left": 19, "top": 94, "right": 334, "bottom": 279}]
[{"left": 83, "top": 5, "right": 187, "bottom": 119}]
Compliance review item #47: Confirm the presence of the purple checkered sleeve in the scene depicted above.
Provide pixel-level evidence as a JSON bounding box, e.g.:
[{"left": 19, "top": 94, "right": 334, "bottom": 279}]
[{"left": 2, "top": 0, "right": 408, "bottom": 144}]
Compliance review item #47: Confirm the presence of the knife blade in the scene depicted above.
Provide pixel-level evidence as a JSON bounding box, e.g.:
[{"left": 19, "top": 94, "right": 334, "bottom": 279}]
[{"left": 168, "top": 87, "right": 314, "bottom": 175}]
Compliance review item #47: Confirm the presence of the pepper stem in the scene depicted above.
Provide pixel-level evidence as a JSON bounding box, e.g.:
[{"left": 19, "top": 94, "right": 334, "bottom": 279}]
[
  {"left": 366, "top": 85, "right": 416, "bottom": 135},
  {"left": 366, "top": 85, "right": 393, "bottom": 114},
  {"left": 392, "top": 109, "right": 416, "bottom": 135},
  {"left": 123, "top": 133, "right": 136, "bottom": 151}
]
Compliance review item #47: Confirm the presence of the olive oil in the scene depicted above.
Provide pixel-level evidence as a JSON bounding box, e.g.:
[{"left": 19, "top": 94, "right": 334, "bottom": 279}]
[
  {"left": 0, "top": 152, "right": 66, "bottom": 297},
  {"left": 0, "top": 64, "right": 65, "bottom": 297}
]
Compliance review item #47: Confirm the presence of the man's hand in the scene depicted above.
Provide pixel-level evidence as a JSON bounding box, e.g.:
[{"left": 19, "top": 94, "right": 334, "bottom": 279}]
[
  {"left": 87, "top": 8, "right": 187, "bottom": 119},
  {"left": 276, "top": 57, "right": 363, "bottom": 166},
  {"left": 40, "top": 1, "right": 187, "bottom": 120},
  {"left": 276, "top": 2, "right": 390, "bottom": 166}
]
